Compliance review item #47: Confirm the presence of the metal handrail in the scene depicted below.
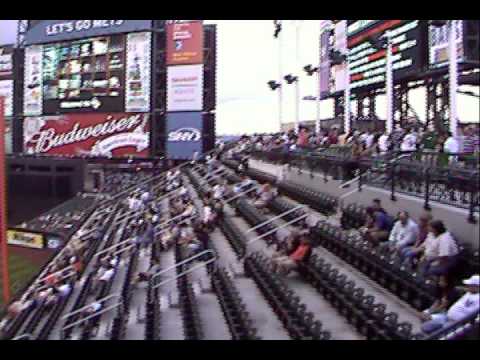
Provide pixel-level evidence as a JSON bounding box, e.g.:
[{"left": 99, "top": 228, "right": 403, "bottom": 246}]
[
  {"left": 61, "top": 301, "right": 124, "bottom": 333},
  {"left": 152, "top": 256, "right": 218, "bottom": 290},
  {"left": 154, "top": 211, "right": 194, "bottom": 232},
  {"left": 245, "top": 213, "right": 309, "bottom": 250},
  {"left": 62, "top": 293, "right": 122, "bottom": 321},
  {"left": 35, "top": 270, "right": 77, "bottom": 293},
  {"left": 200, "top": 168, "right": 229, "bottom": 184},
  {"left": 101, "top": 156, "right": 196, "bottom": 205},
  {"left": 150, "top": 250, "right": 216, "bottom": 283},
  {"left": 35, "top": 265, "right": 76, "bottom": 286},
  {"left": 222, "top": 185, "right": 260, "bottom": 204},
  {"left": 246, "top": 205, "right": 306, "bottom": 234}
]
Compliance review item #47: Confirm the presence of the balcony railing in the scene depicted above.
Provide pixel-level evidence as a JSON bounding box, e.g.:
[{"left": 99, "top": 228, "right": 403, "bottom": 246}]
[{"left": 249, "top": 146, "right": 479, "bottom": 223}]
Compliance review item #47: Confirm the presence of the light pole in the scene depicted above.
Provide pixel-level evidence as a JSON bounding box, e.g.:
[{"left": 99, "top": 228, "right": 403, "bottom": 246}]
[
  {"left": 448, "top": 20, "right": 459, "bottom": 136},
  {"left": 275, "top": 20, "right": 284, "bottom": 133},
  {"left": 385, "top": 32, "right": 394, "bottom": 135},
  {"left": 368, "top": 32, "right": 394, "bottom": 134},
  {"left": 295, "top": 20, "right": 302, "bottom": 134},
  {"left": 430, "top": 20, "right": 459, "bottom": 136}
]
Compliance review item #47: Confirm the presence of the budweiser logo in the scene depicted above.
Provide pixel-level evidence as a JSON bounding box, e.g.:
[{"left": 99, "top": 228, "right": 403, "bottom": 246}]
[{"left": 27, "top": 114, "right": 148, "bottom": 154}]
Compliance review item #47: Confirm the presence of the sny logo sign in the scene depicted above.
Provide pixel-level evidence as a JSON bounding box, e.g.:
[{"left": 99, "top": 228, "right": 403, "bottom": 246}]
[{"left": 168, "top": 127, "right": 201, "bottom": 142}]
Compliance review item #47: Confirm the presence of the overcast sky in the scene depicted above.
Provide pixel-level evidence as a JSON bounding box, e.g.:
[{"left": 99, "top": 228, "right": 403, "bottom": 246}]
[{"left": 1, "top": 20, "right": 478, "bottom": 135}]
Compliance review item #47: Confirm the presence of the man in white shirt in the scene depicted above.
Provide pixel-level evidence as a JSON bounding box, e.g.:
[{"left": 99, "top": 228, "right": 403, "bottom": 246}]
[
  {"left": 443, "top": 132, "right": 460, "bottom": 163},
  {"left": 57, "top": 282, "right": 72, "bottom": 297},
  {"left": 213, "top": 183, "right": 225, "bottom": 200},
  {"left": 420, "top": 274, "right": 479, "bottom": 334},
  {"left": 383, "top": 211, "right": 419, "bottom": 253},
  {"left": 98, "top": 266, "right": 115, "bottom": 284},
  {"left": 400, "top": 129, "right": 417, "bottom": 152},
  {"left": 364, "top": 130, "right": 375, "bottom": 149},
  {"left": 140, "top": 190, "right": 151, "bottom": 204},
  {"left": 378, "top": 133, "right": 391, "bottom": 154}
]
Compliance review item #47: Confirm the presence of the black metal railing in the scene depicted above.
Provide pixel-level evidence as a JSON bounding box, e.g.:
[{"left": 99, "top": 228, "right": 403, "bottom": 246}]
[{"left": 249, "top": 148, "right": 479, "bottom": 223}]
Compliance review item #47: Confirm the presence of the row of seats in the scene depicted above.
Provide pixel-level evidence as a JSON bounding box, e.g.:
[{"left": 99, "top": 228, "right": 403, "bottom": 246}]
[
  {"left": 211, "top": 268, "right": 261, "bottom": 340},
  {"left": 193, "top": 166, "right": 332, "bottom": 340},
  {"left": 298, "top": 255, "right": 413, "bottom": 340},
  {"left": 175, "top": 243, "right": 204, "bottom": 340},
  {"left": 244, "top": 253, "right": 331, "bottom": 340},
  {"left": 229, "top": 160, "right": 480, "bottom": 340}
]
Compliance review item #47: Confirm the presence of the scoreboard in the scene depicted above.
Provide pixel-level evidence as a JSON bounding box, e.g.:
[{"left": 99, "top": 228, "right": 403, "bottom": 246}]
[{"left": 346, "top": 20, "right": 427, "bottom": 91}]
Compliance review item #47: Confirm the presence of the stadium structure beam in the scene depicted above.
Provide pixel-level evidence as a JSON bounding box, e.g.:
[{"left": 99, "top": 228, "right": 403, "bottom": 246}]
[{"left": 0, "top": 98, "right": 10, "bottom": 303}]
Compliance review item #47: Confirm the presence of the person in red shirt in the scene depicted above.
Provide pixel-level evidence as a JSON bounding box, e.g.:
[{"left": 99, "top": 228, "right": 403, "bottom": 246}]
[{"left": 271, "top": 237, "right": 312, "bottom": 275}]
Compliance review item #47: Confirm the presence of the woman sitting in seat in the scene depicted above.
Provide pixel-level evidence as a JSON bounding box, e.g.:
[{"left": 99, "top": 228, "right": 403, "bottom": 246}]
[
  {"left": 271, "top": 236, "right": 312, "bottom": 276},
  {"left": 253, "top": 184, "right": 277, "bottom": 210}
]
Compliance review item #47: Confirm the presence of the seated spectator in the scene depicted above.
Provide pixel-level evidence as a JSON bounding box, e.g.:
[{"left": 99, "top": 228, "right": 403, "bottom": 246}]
[
  {"left": 271, "top": 236, "right": 312, "bottom": 275},
  {"left": 421, "top": 275, "right": 460, "bottom": 318},
  {"left": 212, "top": 182, "right": 226, "bottom": 200},
  {"left": 234, "top": 175, "right": 255, "bottom": 194},
  {"left": 134, "top": 259, "right": 162, "bottom": 285},
  {"left": 56, "top": 281, "right": 72, "bottom": 298},
  {"left": 0, "top": 300, "right": 25, "bottom": 331},
  {"left": 418, "top": 220, "right": 460, "bottom": 278},
  {"left": 362, "top": 207, "right": 394, "bottom": 246},
  {"left": 400, "top": 212, "right": 433, "bottom": 268},
  {"left": 95, "top": 265, "right": 116, "bottom": 292},
  {"left": 381, "top": 211, "right": 419, "bottom": 254},
  {"left": 419, "top": 275, "right": 479, "bottom": 335},
  {"left": 253, "top": 184, "right": 276, "bottom": 210},
  {"left": 80, "top": 301, "right": 103, "bottom": 326}
]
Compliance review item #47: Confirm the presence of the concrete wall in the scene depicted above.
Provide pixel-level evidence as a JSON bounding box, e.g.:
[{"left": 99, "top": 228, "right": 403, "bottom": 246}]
[{"left": 250, "top": 159, "right": 480, "bottom": 250}]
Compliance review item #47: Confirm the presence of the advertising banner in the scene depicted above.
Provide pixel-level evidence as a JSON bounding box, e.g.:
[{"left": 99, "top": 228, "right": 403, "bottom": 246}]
[
  {"left": 0, "top": 80, "right": 13, "bottom": 117},
  {"left": 24, "top": 45, "right": 44, "bottom": 116},
  {"left": 125, "top": 32, "right": 152, "bottom": 112},
  {"left": 7, "top": 230, "right": 45, "bottom": 249},
  {"left": 166, "top": 21, "right": 204, "bottom": 65},
  {"left": 23, "top": 112, "right": 150, "bottom": 157},
  {"left": 167, "top": 64, "right": 204, "bottom": 112},
  {"left": 319, "top": 27, "right": 331, "bottom": 100},
  {"left": 24, "top": 20, "right": 153, "bottom": 45},
  {"left": 0, "top": 47, "right": 14, "bottom": 78},
  {"left": 166, "top": 112, "right": 203, "bottom": 160}
]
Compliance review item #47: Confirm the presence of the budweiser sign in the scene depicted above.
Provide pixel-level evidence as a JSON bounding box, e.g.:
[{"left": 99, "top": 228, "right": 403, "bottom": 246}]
[{"left": 24, "top": 113, "right": 150, "bottom": 157}]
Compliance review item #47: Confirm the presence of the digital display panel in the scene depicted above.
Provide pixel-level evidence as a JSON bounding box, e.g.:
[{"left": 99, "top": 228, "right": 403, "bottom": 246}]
[
  {"left": 24, "top": 32, "right": 151, "bottom": 115},
  {"left": 346, "top": 20, "right": 426, "bottom": 91}
]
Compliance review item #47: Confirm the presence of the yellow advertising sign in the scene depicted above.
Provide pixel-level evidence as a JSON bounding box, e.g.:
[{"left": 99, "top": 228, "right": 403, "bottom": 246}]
[{"left": 7, "top": 230, "right": 45, "bottom": 249}]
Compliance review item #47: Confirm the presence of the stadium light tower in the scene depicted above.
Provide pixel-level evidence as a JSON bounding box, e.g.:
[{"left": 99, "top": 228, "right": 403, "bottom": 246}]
[
  {"left": 430, "top": 20, "right": 459, "bottom": 136},
  {"left": 274, "top": 20, "right": 284, "bottom": 132},
  {"left": 294, "top": 20, "right": 302, "bottom": 134}
]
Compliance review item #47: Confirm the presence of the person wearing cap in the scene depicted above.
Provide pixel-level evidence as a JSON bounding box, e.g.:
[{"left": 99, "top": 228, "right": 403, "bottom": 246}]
[{"left": 420, "top": 275, "right": 480, "bottom": 334}]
